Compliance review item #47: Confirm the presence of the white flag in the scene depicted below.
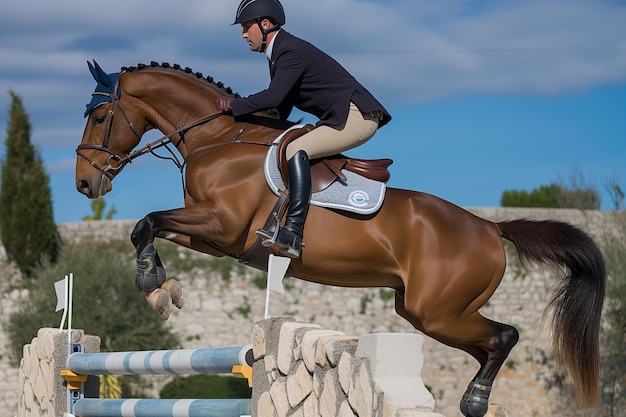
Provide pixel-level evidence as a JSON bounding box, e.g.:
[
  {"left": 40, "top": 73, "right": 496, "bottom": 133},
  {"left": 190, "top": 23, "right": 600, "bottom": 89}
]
[
  {"left": 267, "top": 254, "right": 291, "bottom": 294},
  {"left": 54, "top": 277, "right": 67, "bottom": 312}
]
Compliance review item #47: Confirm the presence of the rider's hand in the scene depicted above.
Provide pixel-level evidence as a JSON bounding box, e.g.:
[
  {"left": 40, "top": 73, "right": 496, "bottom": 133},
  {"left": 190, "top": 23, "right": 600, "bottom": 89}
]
[{"left": 216, "top": 96, "right": 233, "bottom": 114}]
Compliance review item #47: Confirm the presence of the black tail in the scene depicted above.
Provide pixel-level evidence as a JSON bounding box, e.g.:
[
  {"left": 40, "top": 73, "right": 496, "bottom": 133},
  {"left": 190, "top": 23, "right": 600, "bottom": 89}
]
[{"left": 497, "top": 219, "right": 605, "bottom": 406}]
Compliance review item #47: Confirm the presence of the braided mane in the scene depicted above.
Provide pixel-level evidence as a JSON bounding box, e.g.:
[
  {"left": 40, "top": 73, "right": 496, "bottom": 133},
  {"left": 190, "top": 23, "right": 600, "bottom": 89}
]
[{"left": 120, "top": 61, "right": 241, "bottom": 98}]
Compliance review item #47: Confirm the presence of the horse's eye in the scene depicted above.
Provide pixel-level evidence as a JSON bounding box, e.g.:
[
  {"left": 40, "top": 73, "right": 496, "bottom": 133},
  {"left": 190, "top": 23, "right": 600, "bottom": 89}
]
[{"left": 94, "top": 115, "right": 106, "bottom": 125}]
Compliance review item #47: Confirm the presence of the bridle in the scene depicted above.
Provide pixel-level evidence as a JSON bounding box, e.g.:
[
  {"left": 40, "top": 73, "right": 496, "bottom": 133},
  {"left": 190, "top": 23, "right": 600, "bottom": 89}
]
[{"left": 76, "top": 76, "right": 238, "bottom": 195}]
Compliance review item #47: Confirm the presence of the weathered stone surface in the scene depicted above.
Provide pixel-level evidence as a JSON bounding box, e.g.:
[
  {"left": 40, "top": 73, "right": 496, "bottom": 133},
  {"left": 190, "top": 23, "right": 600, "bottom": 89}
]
[
  {"left": 356, "top": 333, "right": 425, "bottom": 379},
  {"left": 325, "top": 338, "right": 358, "bottom": 367},
  {"left": 278, "top": 322, "right": 321, "bottom": 375},
  {"left": 337, "top": 351, "right": 353, "bottom": 396},
  {"left": 300, "top": 330, "right": 343, "bottom": 372},
  {"left": 253, "top": 358, "right": 272, "bottom": 413},
  {"left": 290, "top": 405, "right": 305, "bottom": 417},
  {"left": 302, "top": 393, "right": 319, "bottom": 417},
  {"left": 338, "top": 400, "right": 356, "bottom": 417},
  {"left": 286, "top": 362, "right": 313, "bottom": 408},
  {"left": 348, "top": 359, "right": 374, "bottom": 417},
  {"left": 315, "top": 335, "right": 352, "bottom": 368},
  {"left": 270, "top": 379, "right": 291, "bottom": 417},
  {"left": 253, "top": 321, "right": 267, "bottom": 359},
  {"left": 318, "top": 370, "right": 340, "bottom": 417},
  {"left": 256, "top": 391, "right": 275, "bottom": 417}
]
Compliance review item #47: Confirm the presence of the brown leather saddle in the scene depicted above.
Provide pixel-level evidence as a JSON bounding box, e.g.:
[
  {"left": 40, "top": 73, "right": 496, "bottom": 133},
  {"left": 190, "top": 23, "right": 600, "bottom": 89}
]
[
  {"left": 237, "top": 124, "right": 393, "bottom": 273},
  {"left": 277, "top": 124, "right": 393, "bottom": 192}
]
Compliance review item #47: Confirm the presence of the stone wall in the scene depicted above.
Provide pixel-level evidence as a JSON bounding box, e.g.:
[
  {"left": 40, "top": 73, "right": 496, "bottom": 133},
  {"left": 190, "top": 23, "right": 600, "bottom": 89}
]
[
  {"left": 17, "top": 321, "right": 447, "bottom": 417},
  {"left": 0, "top": 208, "right": 614, "bottom": 417},
  {"left": 251, "top": 318, "right": 444, "bottom": 417},
  {"left": 17, "top": 328, "right": 100, "bottom": 417}
]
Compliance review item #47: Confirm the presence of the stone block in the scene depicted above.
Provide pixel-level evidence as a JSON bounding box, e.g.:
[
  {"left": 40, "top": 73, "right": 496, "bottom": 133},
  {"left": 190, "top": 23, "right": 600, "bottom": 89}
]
[
  {"left": 254, "top": 317, "right": 296, "bottom": 362},
  {"left": 255, "top": 391, "right": 275, "bottom": 417},
  {"left": 302, "top": 393, "right": 319, "bottom": 417},
  {"left": 325, "top": 337, "right": 358, "bottom": 366},
  {"left": 287, "top": 362, "right": 313, "bottom": 408},
  {"left": 270, "top": 379, "right": 291, "bottom": 417},
  {"left": 300, "top": 330, "right": 345, "bottom": 372},
  {"left": 356, "top": 333, "right": 425, "bottom": 379},
  {"left": 319, "top": 370, "right": 342, "bottom": 417},
  {"left": 253, "top": 321, "right": 268, "bottom": 359},
  {"left": 278, "top": 321, "right": 321, "bottom": 375},
  {"left": 377, "top": 379, "right": 436, "bottom": 413},
  {"left": 315, "top": 335, "right": 353, "bottom": 368},
  {"left": 337, "top": 351, "right": 353, "bottom": 396},
  {"left": 348, "top": 359, "right": 374, "bottom": 417}
]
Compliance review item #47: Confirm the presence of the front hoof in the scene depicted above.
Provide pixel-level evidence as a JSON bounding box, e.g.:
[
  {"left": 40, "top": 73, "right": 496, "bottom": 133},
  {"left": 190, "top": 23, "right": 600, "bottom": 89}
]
[
  {"left": 460, "top": 379, "right": 492, "bottom": 417},
  {"left": 145, "top": 288, "right": 172, "bottom": 320},
  {"left": 162, "top": 280, "right": 184, "bottom": 309}
]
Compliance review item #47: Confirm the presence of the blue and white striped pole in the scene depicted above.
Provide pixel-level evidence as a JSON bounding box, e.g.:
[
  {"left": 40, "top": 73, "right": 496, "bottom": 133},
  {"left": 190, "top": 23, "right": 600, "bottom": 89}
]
[
  {"left": 67, "top": 345, "right": 253, "bottom": 376},
  {"left": 72, "top": 398, "right": 251, "bottom": 417}
]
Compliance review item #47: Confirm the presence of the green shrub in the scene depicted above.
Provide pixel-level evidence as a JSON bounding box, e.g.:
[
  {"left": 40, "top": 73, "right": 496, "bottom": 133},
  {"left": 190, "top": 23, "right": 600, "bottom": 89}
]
[
  {"left": 160, "top": 374, "right": 251, "bottom": 399},
  {"left": 4, "top": 240, "right": 180, "bottom": 366}
]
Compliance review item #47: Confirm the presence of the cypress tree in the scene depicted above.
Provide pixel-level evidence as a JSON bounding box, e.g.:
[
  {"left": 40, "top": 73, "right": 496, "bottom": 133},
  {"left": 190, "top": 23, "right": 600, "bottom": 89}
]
[{"left": 0, "top": 91, "right": 59, "bottom": 276}]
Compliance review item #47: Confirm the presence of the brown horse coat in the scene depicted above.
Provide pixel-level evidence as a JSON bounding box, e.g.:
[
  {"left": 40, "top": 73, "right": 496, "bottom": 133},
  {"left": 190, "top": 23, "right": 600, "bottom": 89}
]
[{"left": 76, "top": 62, "right": 605, "bottom": 417}]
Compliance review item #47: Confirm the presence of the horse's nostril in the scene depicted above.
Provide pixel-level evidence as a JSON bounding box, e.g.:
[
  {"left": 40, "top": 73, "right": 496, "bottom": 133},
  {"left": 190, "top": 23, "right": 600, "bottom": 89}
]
[{"left": 76, "top": 179, "right": 91, "bottom": 196}]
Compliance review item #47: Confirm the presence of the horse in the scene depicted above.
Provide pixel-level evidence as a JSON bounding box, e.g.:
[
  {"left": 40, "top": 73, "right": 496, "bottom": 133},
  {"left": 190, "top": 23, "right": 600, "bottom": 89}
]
[{"left": 75, "top": 61, "right": 605, "bottom": 417}]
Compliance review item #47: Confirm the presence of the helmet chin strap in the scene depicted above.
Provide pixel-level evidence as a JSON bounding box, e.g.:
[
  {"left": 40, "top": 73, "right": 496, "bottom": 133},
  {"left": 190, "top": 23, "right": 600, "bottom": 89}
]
[{"left": 256, "top": 18, "right": 280, "bottom": 53}]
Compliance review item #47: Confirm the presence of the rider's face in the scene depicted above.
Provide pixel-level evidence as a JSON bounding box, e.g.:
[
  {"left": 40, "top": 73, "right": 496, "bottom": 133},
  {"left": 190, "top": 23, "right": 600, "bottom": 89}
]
[{"left": 240, "top": 19, "right": 272, "bottom": 52}]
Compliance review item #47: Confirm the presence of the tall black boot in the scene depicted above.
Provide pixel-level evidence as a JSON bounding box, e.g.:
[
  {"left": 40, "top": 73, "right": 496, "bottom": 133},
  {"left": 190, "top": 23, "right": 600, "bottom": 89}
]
[{"left": 274, "top": 150, "right": 311, "bottom": 258}]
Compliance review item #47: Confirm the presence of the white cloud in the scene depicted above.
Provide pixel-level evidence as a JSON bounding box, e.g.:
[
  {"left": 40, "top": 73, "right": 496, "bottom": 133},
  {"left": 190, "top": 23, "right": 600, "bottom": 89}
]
[{"left": 0, "top": 0, "right": 625, "bottom": 150}]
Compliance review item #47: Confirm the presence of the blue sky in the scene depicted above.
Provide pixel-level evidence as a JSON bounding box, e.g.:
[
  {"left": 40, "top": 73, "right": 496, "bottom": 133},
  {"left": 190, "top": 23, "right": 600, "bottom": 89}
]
[{"left": 1, "top": 0, "right": 625, "bottom": 224}]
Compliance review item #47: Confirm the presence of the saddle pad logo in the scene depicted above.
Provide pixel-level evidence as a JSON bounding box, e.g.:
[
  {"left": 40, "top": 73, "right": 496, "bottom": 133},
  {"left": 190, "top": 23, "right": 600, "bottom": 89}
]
[{"left": 349, "top": 190, "right": 370, "bottom": 207}]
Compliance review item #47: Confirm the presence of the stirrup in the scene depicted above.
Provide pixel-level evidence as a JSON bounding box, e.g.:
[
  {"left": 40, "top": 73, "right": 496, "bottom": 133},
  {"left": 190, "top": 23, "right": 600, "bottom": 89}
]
[{"left": 256, "top": 212, "right": 281, "bottom": 247}]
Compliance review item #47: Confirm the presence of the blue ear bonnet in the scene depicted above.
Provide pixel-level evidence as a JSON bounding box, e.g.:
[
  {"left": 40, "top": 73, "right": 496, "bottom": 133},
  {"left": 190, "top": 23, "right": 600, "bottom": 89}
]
[{"left": 84, "top": 60, "right": 120, "bottom": 117}]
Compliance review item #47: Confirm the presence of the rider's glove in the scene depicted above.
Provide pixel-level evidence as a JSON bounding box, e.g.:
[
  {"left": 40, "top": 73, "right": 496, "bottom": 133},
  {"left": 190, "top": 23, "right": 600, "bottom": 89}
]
[{"left": 216, "top": 96, "right": 234, "bottom": 114}]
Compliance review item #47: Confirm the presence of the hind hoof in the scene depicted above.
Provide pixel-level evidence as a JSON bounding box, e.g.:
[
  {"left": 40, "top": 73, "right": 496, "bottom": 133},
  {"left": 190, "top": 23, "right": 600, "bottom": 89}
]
[
  {"left": 162, "top": 279, "right": 184, "bottom": 309},
  {"left": 145, "top": 288, "right": 172, "bottom": 320}
]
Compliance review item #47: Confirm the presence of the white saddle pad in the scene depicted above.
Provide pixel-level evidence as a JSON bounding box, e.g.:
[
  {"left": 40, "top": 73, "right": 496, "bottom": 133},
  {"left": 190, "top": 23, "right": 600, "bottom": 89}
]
[{"left": 263, "top": 126, "right": 386, "bottom": 215}]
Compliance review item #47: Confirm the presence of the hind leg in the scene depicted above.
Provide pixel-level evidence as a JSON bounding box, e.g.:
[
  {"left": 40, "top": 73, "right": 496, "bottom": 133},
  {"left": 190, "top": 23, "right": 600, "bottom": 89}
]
[{"left": 395, "top": 291, "right": 519, "bottom": 417}]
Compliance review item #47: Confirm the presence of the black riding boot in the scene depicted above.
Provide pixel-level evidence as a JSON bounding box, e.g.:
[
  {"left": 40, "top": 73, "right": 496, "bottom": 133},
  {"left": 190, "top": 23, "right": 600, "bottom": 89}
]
[{"left": 274, "top": 150, "right": 311, "bottom": 258}]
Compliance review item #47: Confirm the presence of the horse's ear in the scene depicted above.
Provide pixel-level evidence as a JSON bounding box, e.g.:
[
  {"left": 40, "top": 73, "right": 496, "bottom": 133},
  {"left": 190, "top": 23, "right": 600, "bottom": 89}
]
[
  {"left": 88, "top": 60, "right": 112, "bottom": 88},
  {"left": 87, "top": 60, "right": 98, "bottom": 81}
]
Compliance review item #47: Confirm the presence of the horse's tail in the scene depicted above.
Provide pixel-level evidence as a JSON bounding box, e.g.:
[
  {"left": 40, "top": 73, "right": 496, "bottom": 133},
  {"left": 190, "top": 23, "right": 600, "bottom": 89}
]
[{"left": 497, "top": 219, "right": 605, "bottom": 406}]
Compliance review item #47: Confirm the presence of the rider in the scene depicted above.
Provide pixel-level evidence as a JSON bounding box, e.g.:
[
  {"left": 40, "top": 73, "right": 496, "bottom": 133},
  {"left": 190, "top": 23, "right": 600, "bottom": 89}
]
[{"left": 217, "top": 0, "right": 391, "bottom": 258}]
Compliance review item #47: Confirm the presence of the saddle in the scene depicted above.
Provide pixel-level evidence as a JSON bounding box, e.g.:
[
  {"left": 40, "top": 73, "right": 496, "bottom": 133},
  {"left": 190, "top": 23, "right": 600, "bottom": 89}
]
[
  {"left": 238, "top": 124, "right": 393, "bottom": 273},
  {"left": 277, "top": 124, "right": 393, "bottom": 192}
]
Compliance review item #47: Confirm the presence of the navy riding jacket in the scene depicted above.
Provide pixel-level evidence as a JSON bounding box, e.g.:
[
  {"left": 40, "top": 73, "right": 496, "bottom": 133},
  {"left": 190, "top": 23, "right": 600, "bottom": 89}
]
[{"left": 230, "top": 30, "right": 391, "bottom": 128}]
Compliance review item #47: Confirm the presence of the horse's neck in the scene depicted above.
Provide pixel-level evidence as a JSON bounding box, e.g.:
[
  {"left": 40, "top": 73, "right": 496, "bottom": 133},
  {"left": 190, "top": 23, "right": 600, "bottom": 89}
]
[
  {"left": 126, "top": 71, "right": 222, "bottom": 134},
  {"left": 125, "top": 71, "right": 289, "bottom": 162}
]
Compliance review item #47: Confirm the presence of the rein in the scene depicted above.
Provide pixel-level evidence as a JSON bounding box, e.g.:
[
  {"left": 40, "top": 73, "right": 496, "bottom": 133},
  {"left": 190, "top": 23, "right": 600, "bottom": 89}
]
[
  {"left": 76, "top": 76, "right": 276, "bottom": 195},
  {"left": 77, "top": 73, "right": 281, "bottom": 261}
]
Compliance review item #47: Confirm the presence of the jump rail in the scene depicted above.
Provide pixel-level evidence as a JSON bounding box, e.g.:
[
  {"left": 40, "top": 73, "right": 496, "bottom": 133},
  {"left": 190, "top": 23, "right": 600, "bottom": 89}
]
[
  {"left": 63, "top": 344, "right": 253, "bottom": 417},
  {"left": 72, "top": 398, "right": 252, "bottom": 417},
  {"left": 67, "top": 345, "right": 253, "bottom": 376}
]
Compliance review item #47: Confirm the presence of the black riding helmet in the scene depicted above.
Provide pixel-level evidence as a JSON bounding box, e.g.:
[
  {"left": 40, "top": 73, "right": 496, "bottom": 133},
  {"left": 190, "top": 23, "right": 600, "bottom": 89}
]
[{"left": 234, "top": 0, "right": 285, "bottom": 52}]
